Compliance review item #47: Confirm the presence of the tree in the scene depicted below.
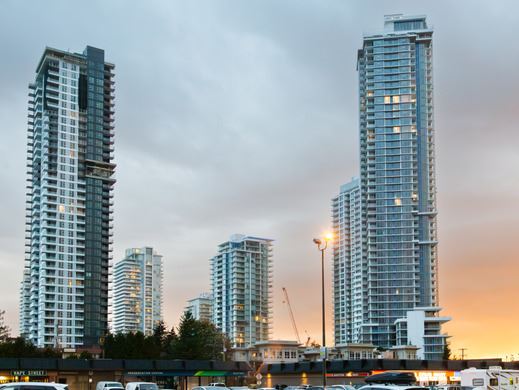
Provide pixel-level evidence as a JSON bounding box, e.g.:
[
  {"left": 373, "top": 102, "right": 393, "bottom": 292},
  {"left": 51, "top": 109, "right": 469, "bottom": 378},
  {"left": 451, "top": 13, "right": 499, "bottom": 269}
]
[
  {"left": 103, "top": 330, "right": 162, "bottom": 359},
  {"left": 0, "top": 337, "right": 36, "bottom": 357},
  {"left": 79, "top": 351, "right": 93, "bottom": 359},
  {"left": 162, "top": 326, "right": 178, "bottom": 357},
  {"left": 0, "top": 337, "right": 60, "bottom": 358},
  {"left": 153, "top": 321, "right": 167, "bottom": 347},
  {"left": 443, "top": 341, "right": 452, "bottom": 360},
  {"left": 172, "top": 311, "right": 227, "bottom": 360},
  {"left": 0, "top": 310, "right": 11, "bottom": 342},
  {"left": 102, "top": 314, "right": 228, "bottom": 360}
]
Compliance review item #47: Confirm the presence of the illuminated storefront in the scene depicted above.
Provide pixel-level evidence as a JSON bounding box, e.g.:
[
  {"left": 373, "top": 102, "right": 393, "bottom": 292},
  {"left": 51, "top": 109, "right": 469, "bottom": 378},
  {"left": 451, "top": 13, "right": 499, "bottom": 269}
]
[
  {"left": 0, "top": 370, "right": 50, "bottom": 384},
  {"left": 364, "top": 370, "right": 456, "bottom": 385}
]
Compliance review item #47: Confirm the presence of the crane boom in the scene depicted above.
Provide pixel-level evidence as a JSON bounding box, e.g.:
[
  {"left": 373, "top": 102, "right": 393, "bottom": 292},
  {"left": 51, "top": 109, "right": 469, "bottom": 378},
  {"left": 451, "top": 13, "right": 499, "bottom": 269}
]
[{"left": 282, "top": 287, "right": 301, "bottom": 344}]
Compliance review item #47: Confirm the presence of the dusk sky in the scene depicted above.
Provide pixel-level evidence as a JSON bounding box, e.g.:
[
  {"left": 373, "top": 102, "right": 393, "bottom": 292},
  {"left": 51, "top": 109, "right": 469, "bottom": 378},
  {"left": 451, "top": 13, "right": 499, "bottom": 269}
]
[{"left": 1, "top": 0, "right": 518, "bottom": 359}]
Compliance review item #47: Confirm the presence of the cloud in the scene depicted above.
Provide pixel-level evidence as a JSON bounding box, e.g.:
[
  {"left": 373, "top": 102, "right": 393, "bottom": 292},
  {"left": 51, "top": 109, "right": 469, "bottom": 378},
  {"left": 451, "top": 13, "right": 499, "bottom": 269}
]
[{"left": 0, "top": 0, "right": 518, "bottom": 357}]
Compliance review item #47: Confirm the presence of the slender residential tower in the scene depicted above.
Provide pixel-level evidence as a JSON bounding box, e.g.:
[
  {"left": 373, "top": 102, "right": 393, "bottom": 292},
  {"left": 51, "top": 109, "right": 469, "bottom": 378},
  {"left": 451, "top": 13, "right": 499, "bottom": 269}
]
[
  {"left": 332, "top": 178, "right": 362, "bottom": 345},
  {"left": 331, "top": 15, "right": 448, "bottom": 358},
  {"left": 211, "top": 234, "right": 273, "bottom": 348},
  {"left": 112, "top": 247, "right": 163, "bottom": 335},
  {"left": 21, "top": 46, "right": 115, "bottom": 348}
]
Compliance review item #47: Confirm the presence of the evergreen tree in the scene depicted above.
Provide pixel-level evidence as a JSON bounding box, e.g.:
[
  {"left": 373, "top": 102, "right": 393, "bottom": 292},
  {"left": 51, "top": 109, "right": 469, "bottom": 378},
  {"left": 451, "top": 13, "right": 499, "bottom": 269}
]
[
  {"left": 162, "top": 326, "right": 178, "bottom": 358},
  {"left": 0, "top": 310, "right": 10, "bottom": 342},
  {"left": 173, "top": 311, "right": 226, "bottom": 360},
  {"left": 102, "top": 313, "right": 227, "bottom": 360},
  {"left": 443, "top": 341, "right": 452, "bottom": 360}
]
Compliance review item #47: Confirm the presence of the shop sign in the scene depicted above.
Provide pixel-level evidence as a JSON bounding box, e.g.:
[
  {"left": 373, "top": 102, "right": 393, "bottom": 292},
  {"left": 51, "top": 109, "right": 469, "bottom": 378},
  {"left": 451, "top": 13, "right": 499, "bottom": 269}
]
[
  {"left": 326, "top": 372, "right": 370, "bottom": 378},
  {"left": 11, "top": 370, "right": 47, "bottom": 377}
]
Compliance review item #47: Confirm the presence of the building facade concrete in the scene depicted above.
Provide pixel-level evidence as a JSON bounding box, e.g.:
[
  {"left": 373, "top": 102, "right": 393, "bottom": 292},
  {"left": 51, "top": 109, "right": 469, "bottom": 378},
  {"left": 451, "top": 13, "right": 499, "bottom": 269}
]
[
  {"left": 394, "top": 306, "right": 450, "bottom": 360},
  {"left": 20, "top": 46, "right": 115, "bottom": 348},
  {"left": 112, "top": 247, "right": 163, "bottom": 335},
  {"left": 185, "top": 293, "right": 213, "bottom": 322},
  {"left": 211, "top": 234, "right": 273, "bottom": 348}
]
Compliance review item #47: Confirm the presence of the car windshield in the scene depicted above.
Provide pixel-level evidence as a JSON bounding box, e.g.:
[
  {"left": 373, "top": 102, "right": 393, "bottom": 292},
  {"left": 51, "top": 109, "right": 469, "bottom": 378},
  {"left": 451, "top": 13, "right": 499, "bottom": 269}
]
[{"left": 139, "top": 385, "right": 158, "bottom": 390}]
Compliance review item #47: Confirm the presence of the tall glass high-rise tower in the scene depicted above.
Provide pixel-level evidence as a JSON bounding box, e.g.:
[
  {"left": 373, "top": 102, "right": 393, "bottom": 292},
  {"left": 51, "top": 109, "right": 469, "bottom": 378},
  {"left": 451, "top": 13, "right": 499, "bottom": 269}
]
[
  {"left": 20, "top": 46, "right": 115, "bottom": 348},
  {"left": 356, "top": 15, "right": 439, "bottom": 348},
  {"left": 211, "top": 234, "right": 273, "bottom": 348}
]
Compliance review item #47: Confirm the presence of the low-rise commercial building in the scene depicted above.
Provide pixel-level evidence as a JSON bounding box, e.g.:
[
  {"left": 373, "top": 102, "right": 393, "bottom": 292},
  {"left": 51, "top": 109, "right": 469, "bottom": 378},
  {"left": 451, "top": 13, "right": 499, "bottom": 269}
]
[
  {"left": 259, "top": 359, "right": 518, "bottom": 387},
  {"left": 335, "top": 343, "right": 377, "bottom": 360},
  {"left": 0, "top": 358, "right": 250, "bottom": 390},
  {"left": 231, "top": 340, "right": 300, "bottom": 364}
]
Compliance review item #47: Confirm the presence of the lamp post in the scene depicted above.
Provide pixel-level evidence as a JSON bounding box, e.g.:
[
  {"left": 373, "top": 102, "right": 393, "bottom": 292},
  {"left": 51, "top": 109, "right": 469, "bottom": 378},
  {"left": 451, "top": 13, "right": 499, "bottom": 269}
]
[{"left": 313, "top": 233, "right": 332, "bottom": 389}]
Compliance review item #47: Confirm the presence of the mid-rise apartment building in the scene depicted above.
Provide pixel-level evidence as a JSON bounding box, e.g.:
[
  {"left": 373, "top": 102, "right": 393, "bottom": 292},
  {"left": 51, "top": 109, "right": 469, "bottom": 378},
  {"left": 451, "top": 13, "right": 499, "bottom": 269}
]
[
  {"left": 112, "top": 247, "right": 163, "bottom": 335},
  {"left": 185, "top": 293, "right": 213, "bottom": 322},
  {"left": 394, "top": 306, "right": 450, "bottom": 360},
  {"left": 211, "top": 234, "right": 272, "bottom": 348}
]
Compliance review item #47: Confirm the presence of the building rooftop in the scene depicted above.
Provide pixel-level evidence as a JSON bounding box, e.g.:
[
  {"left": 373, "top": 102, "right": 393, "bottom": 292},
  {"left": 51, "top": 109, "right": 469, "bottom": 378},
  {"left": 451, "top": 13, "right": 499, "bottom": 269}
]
[
  {"left": 363, "top": 14, "right": 432, "bottom": 38},
  {"left": 255, "top": 340, "right": 301, "bottom": 347},
  {"left": 339, "top": 177, "right": 360, "bottom": 194},
  {"left": 35, "top": 45, "right": 114, "bottom": 74},
  {"left": 229, "top": 234, "right": 273, "bottom": 243}
]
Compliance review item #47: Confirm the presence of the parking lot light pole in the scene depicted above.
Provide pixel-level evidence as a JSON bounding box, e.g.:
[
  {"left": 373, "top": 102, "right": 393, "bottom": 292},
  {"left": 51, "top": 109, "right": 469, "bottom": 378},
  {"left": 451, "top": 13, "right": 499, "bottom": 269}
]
[{"left": 313, "top": 233, "right": 333, "bottom": 389}]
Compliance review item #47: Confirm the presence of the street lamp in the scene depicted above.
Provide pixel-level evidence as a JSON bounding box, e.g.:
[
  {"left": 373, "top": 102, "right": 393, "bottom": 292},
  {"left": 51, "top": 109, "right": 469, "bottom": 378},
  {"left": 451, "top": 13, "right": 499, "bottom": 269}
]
[{"left": 313, "top": 232, "right": 333, "bottom": 388}]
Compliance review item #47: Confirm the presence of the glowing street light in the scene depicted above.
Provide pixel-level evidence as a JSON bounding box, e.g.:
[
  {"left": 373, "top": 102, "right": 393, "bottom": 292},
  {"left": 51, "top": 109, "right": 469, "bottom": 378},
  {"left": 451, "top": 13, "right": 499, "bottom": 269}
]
[{"left": 313, "top": 232, "right": 333, "bottom": 388}]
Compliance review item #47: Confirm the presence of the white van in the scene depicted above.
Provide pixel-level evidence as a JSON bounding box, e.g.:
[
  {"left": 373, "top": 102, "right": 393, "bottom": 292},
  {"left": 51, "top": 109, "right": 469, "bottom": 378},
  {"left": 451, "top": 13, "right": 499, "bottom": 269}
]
[
  {"left": 97, "top": 382, "right": 124, "bottom": 390},
  {"left": 125, "top": 383, "right": 159, "bottom": 390}
]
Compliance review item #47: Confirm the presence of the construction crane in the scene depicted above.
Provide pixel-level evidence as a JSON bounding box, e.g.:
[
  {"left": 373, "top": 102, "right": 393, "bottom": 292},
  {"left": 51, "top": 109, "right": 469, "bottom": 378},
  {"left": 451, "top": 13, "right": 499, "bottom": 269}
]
[{"left": 282, "top": 287, "right": 301, "bottom": 344}]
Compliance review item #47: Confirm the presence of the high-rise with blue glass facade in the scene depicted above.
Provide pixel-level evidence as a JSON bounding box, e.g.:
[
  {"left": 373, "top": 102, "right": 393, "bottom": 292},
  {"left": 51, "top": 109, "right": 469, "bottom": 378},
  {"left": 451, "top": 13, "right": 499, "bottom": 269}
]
[
  {"left": 20, "top": 46, "right": 115, "bottom": 348},
  {"left": 348, "top": 14, "right": 446, "bottom": 354}
]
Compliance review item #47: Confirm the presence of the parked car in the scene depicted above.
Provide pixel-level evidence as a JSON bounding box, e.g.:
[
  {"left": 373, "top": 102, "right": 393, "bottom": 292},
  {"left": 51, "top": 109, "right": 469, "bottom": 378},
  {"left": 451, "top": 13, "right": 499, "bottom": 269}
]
[
  {"left": 97, "top": 383, "right": 124, "bottom": 390},
  {"left": 328, "top": 385, "right": 356, "bottom": 390},
  {"left": 193, "top": 387, "right": 228, "bottom": 390},
  {"left": 125, "top": 383, "right": 159, "bottom": 390},
  {"left": 0, "top": 383, "right": 69, "bottom": 390},
  {"left": 358, "top": 386, "right": 427, "bottom": 390}
]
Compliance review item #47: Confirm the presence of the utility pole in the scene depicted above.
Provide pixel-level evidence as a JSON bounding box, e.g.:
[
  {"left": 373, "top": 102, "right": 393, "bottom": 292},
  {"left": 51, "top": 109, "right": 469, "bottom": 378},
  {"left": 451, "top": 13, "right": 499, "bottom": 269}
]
[{"left": 459, "top": 348, "right": 467, "bottom": 360}]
